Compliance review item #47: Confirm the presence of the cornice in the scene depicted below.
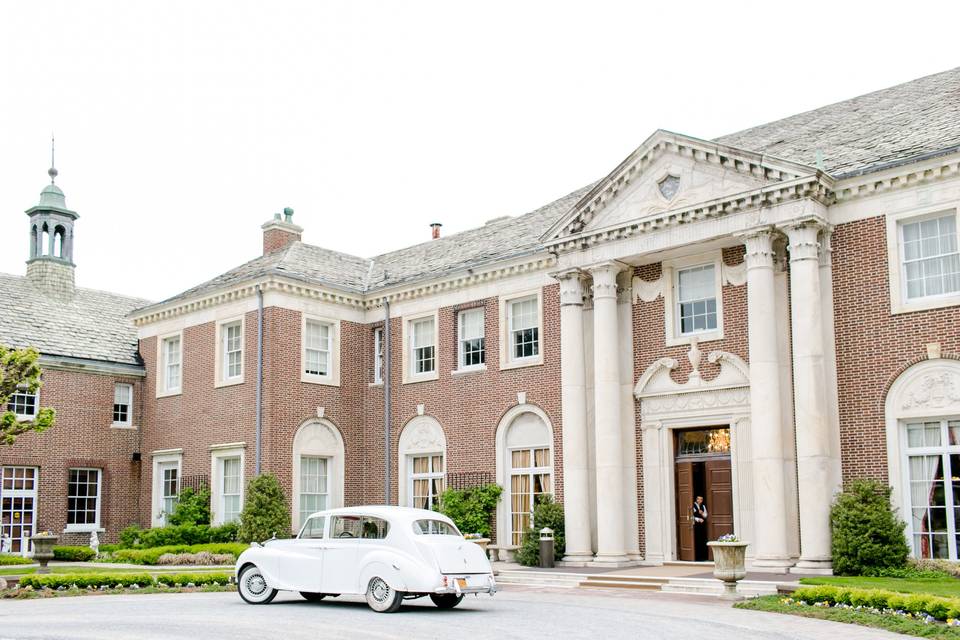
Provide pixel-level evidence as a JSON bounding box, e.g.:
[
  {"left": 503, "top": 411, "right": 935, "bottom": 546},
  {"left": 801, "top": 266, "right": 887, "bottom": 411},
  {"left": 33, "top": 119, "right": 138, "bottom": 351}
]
[
  {"left": 38, "top": 354, "right": 146, "bottom": 378},
  {"left": 833, "top": 152, "right": 960, "bottom": 203}
]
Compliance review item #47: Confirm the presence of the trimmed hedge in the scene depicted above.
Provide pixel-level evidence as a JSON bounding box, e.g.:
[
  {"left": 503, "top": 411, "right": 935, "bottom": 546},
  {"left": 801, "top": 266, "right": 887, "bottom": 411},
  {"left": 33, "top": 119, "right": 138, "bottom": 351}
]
[
  {"left": 109, "top": 543, "right": 246, "bottom": 565},
  {"left": 0, "top": 555, "right": 35, "bottom": 566},
  {"left": 831, "top": 480, "right": 909, "bottom": 576},
  {"left": 793, "top": 584, "right": 960, "bottom": 621},
  {"left": 53, "top": 546, "right": 96, "bottom": 562},
  {"left": 18, "top": 572, "right": 232, "bottom": 590},
  {"left": 118, "top": 523, "right": 239, "bottom": 549}
]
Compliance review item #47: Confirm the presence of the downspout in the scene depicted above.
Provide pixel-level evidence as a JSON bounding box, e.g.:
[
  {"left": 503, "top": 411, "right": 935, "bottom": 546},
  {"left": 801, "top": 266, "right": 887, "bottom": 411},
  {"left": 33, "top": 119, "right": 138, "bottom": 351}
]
[
  {"left": 255, "top": 284, "right": 264, "bottom": 475},
  {"left": 383, "top": 298, "right": 392, "bottom": 504}
]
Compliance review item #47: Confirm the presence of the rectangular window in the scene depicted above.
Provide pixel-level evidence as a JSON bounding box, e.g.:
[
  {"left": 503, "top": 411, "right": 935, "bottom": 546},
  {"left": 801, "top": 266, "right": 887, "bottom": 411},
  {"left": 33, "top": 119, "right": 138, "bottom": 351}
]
[
  {"left": 677, "top": 264, "right": 718, "bottom": 335},
  {"left": 458, "top": 308, "right": 485, "bottom": 370},
  {"left": 113, "top": 383, "right": 132, "bottom": 426},
  {"left": 299, "top": 456, "right": 329, "bottom": 525},
  {"left": 6, "top": 389, "right": 38, "bottom": 421},
  {"left": 904, "top": 419, "right": 959, "bottom": 560},
  {"left": 409, "top": 454, "right": 444, "bottom": 510},
  {"left": 162, "top": 335, "right": 182, "bottom": 393},
  {"left": 160, "top": 463, "right": 179, "bottom": 521},
  {"left": 509, "top": 447, "right": 551, "bottom": 545},
  {"left": 304, "top": 319, "right": 332, "bottom": 377},
  {"left": 373, "top": 327, "right": 384, "bottom": 384},
  {"left": 901, "top": 214, "right": 960, "bottom": 300},
  {"left": 222, "top": 321, "right": 243, "bottom": 380},
  {"left": 221, "top": 457, "right": 242, "bottom": 524},
  {"left": 67, "top": 468, "right": 101, "bottom": 529},
  {"left": 411, "top": 317, "right": 436, "bottom": 375},
  {"left": 509, "top": 296, "right": 539, "bottom": 361}
]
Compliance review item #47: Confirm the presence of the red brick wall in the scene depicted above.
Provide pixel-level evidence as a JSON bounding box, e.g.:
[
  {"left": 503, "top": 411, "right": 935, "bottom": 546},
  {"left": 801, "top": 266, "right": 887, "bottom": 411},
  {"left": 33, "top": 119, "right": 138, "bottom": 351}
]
[
  {"left": 832, "top": 216, "right": 960, "bottom": 483},
  {"left": 0, "top": 368, "right": 143, "bottom": 544},
  {"left": 263, "top": 229, "right": 300, "bottom": 255}
]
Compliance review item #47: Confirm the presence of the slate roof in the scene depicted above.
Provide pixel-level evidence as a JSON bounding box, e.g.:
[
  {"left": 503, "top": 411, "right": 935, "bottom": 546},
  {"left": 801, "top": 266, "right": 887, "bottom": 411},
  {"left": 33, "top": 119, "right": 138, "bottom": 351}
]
[
  {"left": 143, "top": 68, "right": 960, "bottom": 311},
  {"left": 715, "top": 66, "right": 960, "bottom": 177},
  {"left": 0, "top": 273, "right": 149, "bottom": 366}
]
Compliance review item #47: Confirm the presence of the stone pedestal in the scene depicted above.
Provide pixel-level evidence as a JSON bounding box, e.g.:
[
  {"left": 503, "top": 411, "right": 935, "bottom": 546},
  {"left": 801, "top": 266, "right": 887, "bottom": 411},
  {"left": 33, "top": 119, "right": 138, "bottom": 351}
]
[
  {"left": 708, "top": 541, "right": 748, "bottom": 601},
  {"left": 29, "top": 534, "right": 58, "bottom": 574}
]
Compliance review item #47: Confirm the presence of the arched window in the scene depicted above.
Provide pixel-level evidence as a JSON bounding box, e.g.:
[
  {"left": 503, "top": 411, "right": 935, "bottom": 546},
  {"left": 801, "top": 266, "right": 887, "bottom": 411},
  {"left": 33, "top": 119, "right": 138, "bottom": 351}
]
[
  {"left": 292, "top": 419, "right": 345, "bottom": 531},
  {"left": 40, "top": 223, "right": 50, "bottom": 256},
  {"left": 30, "top": 226, "right": 38, "bottom": 258},
  {"left": 53, "top": 226, "right": 65, "bottom": 258},
  {"left": 885, "top": 358, "right": 960, "bottom": 560},
  {"left": 496, "top": 405, "right": 554, "bottom": 547},
  {"left": 398, "top": 416, "right": 446, "bottom": 509}
]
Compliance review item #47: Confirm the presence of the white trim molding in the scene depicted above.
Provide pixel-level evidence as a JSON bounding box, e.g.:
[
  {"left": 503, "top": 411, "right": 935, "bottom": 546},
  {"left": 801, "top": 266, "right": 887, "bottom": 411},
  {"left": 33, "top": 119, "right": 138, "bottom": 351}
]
[
  {"left": 155, "top": 330, "right": 183, "bottom": 398},
  {"left": 291, "top": 419, "right": 345, "bottom": 531},
  {"left": 214, "top": 315, "right": 245, "bottom": 388},
  {"left": 499, "top": 288, "right": 545, "bottom": 370},
  {"left": 300, "top": 314, "right": 341, "bottom": 386},
  {"left": 885, "top": 204, "right": 960, "bottom": 315},
  {"left": 210, "top": 444, "right": 246, "bottom": 526},
  {"left": 402, "top": 309, "right": 440, "bottom": 384},
  {"left": 151, "top": 450, "right": 182, "bottom": 528},
  {"left": 397, "top": 415, "right": 447, "bottom": 509},
  {"left": 660, "top": 251, "right": 725, "bottom": 347}
]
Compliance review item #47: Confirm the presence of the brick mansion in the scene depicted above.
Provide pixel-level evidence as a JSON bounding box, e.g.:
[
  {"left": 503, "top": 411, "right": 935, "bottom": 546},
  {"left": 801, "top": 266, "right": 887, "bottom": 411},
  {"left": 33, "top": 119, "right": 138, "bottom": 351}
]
[{"left": 3, "top": 68, "right": 960, "bottom": 572}]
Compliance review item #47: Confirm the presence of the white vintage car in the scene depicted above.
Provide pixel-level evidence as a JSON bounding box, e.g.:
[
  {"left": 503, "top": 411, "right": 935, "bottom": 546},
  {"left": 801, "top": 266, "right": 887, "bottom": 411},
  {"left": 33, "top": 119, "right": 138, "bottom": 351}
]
[{"left": 235, "top": 506, "right": 497, "bottom": 612}]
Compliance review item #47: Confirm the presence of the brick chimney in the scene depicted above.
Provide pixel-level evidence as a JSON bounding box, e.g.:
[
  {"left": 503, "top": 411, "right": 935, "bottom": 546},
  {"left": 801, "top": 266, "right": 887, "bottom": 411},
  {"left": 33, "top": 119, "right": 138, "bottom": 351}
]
[
  {"left": 262, "top": 207, "right": 303, "bottom": 254},
  {"left": 430, "top": 222, "right": 442, "bottom": 240}
]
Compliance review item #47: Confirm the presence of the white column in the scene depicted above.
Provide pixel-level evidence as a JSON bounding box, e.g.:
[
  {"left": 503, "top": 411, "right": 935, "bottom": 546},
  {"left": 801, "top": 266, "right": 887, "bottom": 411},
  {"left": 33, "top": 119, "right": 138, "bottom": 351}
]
[
  {"left": 555, "top": 269, "right": 593, "bottom": 562},
  {"left": 618, "top": 285, "right": 641, "bottom": 560},
  {"left": 588, "top": 261, "right": 629, "bottom": 564},
  {"left": 784, "top": 221, "right": 835, "bottom": 572},
  {"left": 741, "top": 229, "right": 794, "bottom": 569},
  {"left": 818, "top": 230, "right": 845, "bottom": 502}
]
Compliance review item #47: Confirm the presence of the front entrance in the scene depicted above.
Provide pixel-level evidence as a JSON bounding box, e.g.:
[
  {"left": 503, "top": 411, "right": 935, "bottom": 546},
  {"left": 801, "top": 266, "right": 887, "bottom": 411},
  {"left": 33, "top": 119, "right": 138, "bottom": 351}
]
[
  {"left": 1, "top": 466, "right": 38, "bottom": 555},
  {"left": 674, "top": 428, "right": 733, "bottom": 561}
]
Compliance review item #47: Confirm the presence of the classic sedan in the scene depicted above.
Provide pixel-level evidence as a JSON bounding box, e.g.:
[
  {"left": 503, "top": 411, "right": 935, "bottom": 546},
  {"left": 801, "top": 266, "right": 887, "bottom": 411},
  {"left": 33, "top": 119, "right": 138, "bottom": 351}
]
[{"left": 235, "top": 506, "right": 497, "bottom": 612}]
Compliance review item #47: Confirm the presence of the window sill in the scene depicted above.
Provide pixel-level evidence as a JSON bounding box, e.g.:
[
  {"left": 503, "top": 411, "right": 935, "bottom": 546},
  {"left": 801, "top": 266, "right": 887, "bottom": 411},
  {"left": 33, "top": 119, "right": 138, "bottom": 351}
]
[
  {"left": 451, "top": 365, "right": 487, "bottom": 377},
  {"left": 499, "top": 358, "right": 543, "bottom": 371},
  {"left": 64, "top": 525, "right": 104, "bottom": 534},
  {"left": 890, "top": 294, "right": 960, "bottom": 315},
  {"left": 300, "top": 374, "right": 340, "bottom": 387},
  {"left": 368, "top": 381, "right": 384, "bottom": 388},
  {"left": 665, "top": 330, "right": 723, "bottom": 348},
  {"left": 214, "top": 377, "right": 245, "bottom": 389},
  {"left": 156, "top": 389, "right": 182, "bottom": 399},
  {"left": 402, "top": 372, "right": 439, "bottom": 385},
  {"left": 110, "top": 423, "right": 137, "bottom": 430}
]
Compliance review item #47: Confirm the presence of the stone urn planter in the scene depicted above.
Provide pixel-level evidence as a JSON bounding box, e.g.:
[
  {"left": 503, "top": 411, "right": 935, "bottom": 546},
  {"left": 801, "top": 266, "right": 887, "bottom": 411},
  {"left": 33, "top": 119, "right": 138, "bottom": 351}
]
[
  {"left": 707, "top": 539, "right": 748, "bottom": 601},
  {"left": 29, "top": 533, "right": 59, "bottom": 574}
]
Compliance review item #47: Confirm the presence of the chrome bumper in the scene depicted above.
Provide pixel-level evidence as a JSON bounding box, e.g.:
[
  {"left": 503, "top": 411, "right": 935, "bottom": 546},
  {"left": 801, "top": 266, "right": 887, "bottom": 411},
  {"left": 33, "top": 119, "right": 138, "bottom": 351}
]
[{"left": 435, "top": 575, "right": 497, "bottom": 596}]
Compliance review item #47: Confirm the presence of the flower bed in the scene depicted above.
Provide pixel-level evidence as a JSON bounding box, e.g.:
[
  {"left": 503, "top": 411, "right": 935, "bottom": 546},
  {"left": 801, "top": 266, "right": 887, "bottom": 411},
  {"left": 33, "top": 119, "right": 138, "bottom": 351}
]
[
  {"left": 0, "top": 556, "right": 35, "bottom": 566},
  {"left": 792, "top": 585, "right": 960, "bottom": 622},
  {"left": 15, "top": 571, "right": 233, "bottom": 591},
  {"left": 103, "top": 543, "right": 246, "bottom": 565}
]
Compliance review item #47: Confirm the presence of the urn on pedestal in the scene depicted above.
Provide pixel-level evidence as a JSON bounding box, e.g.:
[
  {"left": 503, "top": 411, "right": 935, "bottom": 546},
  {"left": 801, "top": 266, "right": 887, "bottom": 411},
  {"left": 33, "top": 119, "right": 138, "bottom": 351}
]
[
  {"left": 707, "top": 536, "right": 748, "bottom": 601},
  {"left": 29, "top": 533, "right": 59, "bottom": 574}
]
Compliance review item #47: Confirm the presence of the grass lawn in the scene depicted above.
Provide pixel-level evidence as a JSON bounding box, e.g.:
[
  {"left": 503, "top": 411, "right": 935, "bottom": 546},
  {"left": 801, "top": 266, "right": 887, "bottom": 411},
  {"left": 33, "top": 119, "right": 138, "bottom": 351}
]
[
  {"left": 737, "top": 596, "right": 960, "bottom": 639},
  {"left": 0, "top": 565, "right": 233, "bottom": 577},
  {"left": 800, "top": 576, "right": 960, "bottom": 599}
]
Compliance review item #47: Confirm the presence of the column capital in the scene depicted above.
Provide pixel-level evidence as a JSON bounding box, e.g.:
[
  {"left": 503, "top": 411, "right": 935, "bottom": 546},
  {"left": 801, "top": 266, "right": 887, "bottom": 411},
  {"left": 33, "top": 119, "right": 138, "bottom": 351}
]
[
  {"left": 586, "top": 261, "right": 628, "bottom": 300},
  {"left": 552, "top": 268, "right": 586, "bottom": 306},
  {"left": 736, "top": 226, "right": 778, "bottom": 270},
  {"left": 818, "top": 227, "right": 834, "bottom": 268},
  {"left": 780, "top": 217, "right": 828, "bottom": 263}
]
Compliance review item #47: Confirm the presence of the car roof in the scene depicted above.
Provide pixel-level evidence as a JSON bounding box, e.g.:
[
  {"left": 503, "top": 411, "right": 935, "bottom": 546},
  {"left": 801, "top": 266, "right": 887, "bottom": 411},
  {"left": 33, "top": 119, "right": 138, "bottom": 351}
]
[{"left": 303, "top": 505, "right": 455, "bottom": 525}]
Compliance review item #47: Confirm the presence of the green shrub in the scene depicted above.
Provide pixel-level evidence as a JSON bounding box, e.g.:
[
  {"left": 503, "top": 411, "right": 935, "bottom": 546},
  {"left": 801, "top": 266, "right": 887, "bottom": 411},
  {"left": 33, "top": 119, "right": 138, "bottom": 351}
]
[
  {"left": 110, "top": 543, "right": 247, "bottom": 565},
  {"left": 167, "top": 487, "right": 211, "bottom": 526},
  {"left": 115, "top": 522, "right": 239, "bottom": 549},
  {"left": 154, "top": 572, "right": 232, "bottom": 587},
  {"left": 793, "top": 584, "right": 960, "bottom": 621},
  {"left": 19, "top": 573, "right": 155, "bottom": 590},
  {"left": 435, "top": 483, "right": 502, "bottom": 538},
  {"left": 515, "top": 494, "right": 566, "bottom": 567},
  {"left": 237, "top": 474, "right": 290, "bottom": 543},
  {"left": 830, "top": 479, "right": 909, "bottom": 576},
  {"left": 156, "top": 551, "right": 234, "bottom": 566},
  {"left": 52, "top": 546, "right": 96, "bottom": 562},
  {"left": 97, "top": 544, "right": 120, "bottom": 555},
  {"left": 0, "top": 555, "right": 35, "bottom": 566}
]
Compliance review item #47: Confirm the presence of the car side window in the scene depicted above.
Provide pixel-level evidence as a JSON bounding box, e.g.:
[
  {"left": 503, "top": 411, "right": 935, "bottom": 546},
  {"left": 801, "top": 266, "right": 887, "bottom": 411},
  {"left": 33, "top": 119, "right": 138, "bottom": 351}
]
[
  {"left": 360, "top": 517, "right": 389, "bottom": 539},
  {"left": 300, "top": 516, "right": 326, "bottom": 539},
  {"left": 331, "top": 515, "right": 363, "bottom": 538}
]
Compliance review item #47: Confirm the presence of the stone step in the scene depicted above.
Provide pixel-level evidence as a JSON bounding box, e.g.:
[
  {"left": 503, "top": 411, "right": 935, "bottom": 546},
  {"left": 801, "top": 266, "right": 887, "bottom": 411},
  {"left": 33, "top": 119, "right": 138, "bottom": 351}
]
[
  {"left": 580, "top": 579, "right": 663, "bottom": 590},
  {"left": 494, "top": 570, "right": 584, "bottom": 588}
]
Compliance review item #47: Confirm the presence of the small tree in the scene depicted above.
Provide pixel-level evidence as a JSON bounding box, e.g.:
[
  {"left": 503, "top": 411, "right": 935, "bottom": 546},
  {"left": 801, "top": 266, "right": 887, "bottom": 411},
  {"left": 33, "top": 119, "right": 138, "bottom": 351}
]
[
  {"left": 168, "top": 486, "right": 211, "bottom": 526},
  {"left": 1, "top": 345, "right": 55, "bottom": 446},
  {"left": 831, "top": 479, "right": 910, "bottom": 576},
  {"left": 237, "top": 474, "right": 291, "bottom": 543},
  {"left": 516, "top": 495, "right": 566, "bottom": 567},
  {"left": 435, "top": 484, "right": 502, "bottom": 538}
]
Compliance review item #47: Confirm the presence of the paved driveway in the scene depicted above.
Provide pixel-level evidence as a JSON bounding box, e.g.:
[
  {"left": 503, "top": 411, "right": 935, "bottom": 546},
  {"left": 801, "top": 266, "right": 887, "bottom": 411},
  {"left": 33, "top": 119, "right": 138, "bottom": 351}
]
[{"left": 0, "top": 586, "right": 903, "bottom": 640}]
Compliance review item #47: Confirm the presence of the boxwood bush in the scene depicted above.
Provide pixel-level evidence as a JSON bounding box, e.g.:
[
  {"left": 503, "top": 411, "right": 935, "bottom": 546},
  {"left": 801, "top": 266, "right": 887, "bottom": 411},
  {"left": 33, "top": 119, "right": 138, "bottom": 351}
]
[
  {"left": 154, "top": 572, "right": 232, "bottom": 587},
  {"left": 793, "top": 584, "right": 960, "bottom": 621},
  {"left": 117, "top": 522, "right": 239, "bottom": 549},
  {"left": 18, "top": 572, "right": 232, "bottom": 590},
  {"left": 109, "top": 543, "right": 247, "bottom": 565},
  {"left": 53, "top": 546, "right": 96, "bottom": 562},
  {"left": 830, "top": 479, "right": 909, "bottom": 576},
  {"left": 0, "top": 555, "right": 35, "bottom": 566}
]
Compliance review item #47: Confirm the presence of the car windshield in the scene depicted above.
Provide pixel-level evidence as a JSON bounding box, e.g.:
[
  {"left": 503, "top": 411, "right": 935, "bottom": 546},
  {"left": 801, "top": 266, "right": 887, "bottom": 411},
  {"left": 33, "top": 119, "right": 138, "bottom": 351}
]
[{"left": 412, "top": 519, "right": 460, "bottom": 536}]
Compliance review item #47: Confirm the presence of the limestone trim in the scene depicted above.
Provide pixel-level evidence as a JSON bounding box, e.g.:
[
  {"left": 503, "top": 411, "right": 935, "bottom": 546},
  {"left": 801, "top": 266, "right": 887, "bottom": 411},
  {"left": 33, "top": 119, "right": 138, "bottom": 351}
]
[
  {"left": 834, "top": 151, "right": 960, "bottom": 203},
  {"left": 210, "top": 445, "right": 246, "bottom": 527},
  {"left": 397, "top": 415, "right": 447, "bottom": 509},
  {"left": 155, "top": 329, "right": 183, "bottom": 399},
  {"left": 660, "top": 251, "right": 726, "bottom": 347},
  {"left": 498, "top": 288, "right": 545, "bottom": 370},
  {"left": 300, "top": 314, "right": 342, "bottom": 387},
  {"left": 401, "top": 309, "right": 440, "bottom": 384},
  {"left": 885, "top": 204, "right": 960, "bottom": 315},
  {"left": 291, "top": 418, "right": 346, "bottom": 530},
  {"left": 214, "top": 315, "right": 245, "bottom": 388},
  {"left": 634, "top": 345, "right": 750, "bottom": 404}
]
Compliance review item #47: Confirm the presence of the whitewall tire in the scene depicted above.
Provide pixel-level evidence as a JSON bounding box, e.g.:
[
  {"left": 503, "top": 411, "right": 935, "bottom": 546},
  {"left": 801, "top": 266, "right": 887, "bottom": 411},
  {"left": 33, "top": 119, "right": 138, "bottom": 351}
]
[
  {"left": 238, "top": 565, "right": 277, "bottom": 605},
  {"left": 365, "top": 576, "right": 403, "bottom": 613}
]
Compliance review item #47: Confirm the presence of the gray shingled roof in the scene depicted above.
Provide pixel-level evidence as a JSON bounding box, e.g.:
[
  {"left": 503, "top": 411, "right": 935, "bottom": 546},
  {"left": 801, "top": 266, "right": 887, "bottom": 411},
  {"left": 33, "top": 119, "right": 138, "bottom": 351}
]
[
  {"left": 715, "top": 66, "right": 960, "bottom": 177},
  {"left": 0, "top": 273, "right": 149, "bottom": 365}
]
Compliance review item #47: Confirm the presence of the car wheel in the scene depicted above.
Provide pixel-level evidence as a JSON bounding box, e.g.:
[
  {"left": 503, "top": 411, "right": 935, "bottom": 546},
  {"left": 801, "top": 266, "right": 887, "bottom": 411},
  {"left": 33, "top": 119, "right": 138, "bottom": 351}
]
[
  {"left": 299, "top": 592, "right": 326, "bottom": 602},
  {"left": 238, "top": 565, "right": 277, "bottom": 605},
  {"left": 365, "top": 577, "right": 403, "bottom": 613},
  {"left": 429, "top": 594, "right": 464, "bottom": 609}
]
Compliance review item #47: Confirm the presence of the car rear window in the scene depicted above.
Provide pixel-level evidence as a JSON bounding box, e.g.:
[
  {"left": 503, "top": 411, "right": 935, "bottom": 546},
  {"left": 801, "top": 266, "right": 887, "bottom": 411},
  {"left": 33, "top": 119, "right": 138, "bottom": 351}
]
[{"left": 412, "top": 519, "right": 460, "bottom": 536}]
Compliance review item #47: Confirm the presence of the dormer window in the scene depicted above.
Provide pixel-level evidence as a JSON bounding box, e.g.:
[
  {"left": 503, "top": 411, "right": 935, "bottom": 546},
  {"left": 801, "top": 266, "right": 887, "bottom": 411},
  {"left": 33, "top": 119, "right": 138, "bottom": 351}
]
[{"left": 658, "top": 174, "right": 680, "bottom": 201}]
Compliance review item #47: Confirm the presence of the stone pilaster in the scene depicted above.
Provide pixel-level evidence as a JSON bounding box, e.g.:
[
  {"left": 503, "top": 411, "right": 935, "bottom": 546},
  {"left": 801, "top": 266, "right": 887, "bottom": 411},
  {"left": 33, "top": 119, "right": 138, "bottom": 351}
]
[
  {"left": 587, "top": 261, "right": 629, "bottom": 564},
  {"left": 554, "top": 268, "right": 593, "bottom": 562},
  {"left": 740, "top": 228, "right": 793, "bottom": 569}
]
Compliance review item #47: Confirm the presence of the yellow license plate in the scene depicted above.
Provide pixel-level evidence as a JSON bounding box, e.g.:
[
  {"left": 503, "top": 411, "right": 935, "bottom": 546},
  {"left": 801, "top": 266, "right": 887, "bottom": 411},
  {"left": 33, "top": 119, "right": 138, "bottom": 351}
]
[{"left": 456, "top": 578, "right": 467, "bottom": 588}]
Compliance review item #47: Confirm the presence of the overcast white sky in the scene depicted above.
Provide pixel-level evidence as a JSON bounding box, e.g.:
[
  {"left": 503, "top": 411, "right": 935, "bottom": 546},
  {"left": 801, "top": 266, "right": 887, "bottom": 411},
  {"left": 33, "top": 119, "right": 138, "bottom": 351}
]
[{"left": 2, "top": 1, "right": 958, "bottom": 301}]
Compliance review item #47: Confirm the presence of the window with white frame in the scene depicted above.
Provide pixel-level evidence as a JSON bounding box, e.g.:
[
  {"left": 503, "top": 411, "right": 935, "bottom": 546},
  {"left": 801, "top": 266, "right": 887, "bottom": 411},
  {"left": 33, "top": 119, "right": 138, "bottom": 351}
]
[
  {"left": 411, "top": 317, "right": 436, "bottom": 375},
  {"left": 161, "top": 335, "right": 182, "bottom": 394},
  {"left": 509, "top": 447, "right": 551, "bottom": 546},
  {"left": 6, "top": 388, "right": 38, "bottom": 421},
  {"left": 373, "top": 327, "right": 384, "bottom": 384},
  {"left": 67, "top": 468, "right": 101, "bottom": 529},
  {"left": 409, "top": 454, "right": 444, "bottom": 510},
  {"left": 900, "top": 214, "right": 960, "bottom": 301},
  {"left": 458, "top": 308, "right": 485, "bottom": 370},
  {"left": 220, "top": 457, "right": 242, "bottom": 524},
  {"left": 508, "top": 296, "right": 539, "bottom": 361},
  {"left": 304, "top": 319, "right": 332, "bottom": 377},
  {"left": 903, "top": 419, "right": 959, "bottom": 560},
  {"left": 221, "top": 321, "right": 243, "bottom": 381},
  {"left": 113, "top": 383, "right": 132, "bottom": 426},
  {"left": 299, "top": 456, "right": 329, "bottom": 525},
  {"left": 160, "top": 463, "right": 179, "bottom": 521},
  {"left": 676, "top": 264, "right": 718, "bottom": 335}
]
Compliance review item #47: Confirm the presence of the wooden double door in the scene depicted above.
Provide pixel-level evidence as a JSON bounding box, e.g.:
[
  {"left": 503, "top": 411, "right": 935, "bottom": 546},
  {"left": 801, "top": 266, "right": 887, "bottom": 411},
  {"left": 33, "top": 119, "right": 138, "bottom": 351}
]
[{"left": 675, "top": 457, "right": 733, "bottom": 561}]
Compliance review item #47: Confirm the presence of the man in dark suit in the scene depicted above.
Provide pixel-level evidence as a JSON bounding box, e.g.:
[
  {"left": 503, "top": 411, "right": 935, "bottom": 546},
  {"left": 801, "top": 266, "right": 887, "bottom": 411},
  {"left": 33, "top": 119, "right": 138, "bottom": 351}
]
[{"left": 692, "top": 495, "right": 708, "bottom": 561}]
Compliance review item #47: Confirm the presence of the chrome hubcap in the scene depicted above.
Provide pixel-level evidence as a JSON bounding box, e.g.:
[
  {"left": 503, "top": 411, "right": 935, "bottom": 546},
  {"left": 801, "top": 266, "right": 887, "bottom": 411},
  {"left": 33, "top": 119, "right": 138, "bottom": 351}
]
[
  {"left": 370, "top": 578, "right": 389, "bottom": 603},
  {"left": 245, "top": 573, "right": 267, "bottom": 596}
]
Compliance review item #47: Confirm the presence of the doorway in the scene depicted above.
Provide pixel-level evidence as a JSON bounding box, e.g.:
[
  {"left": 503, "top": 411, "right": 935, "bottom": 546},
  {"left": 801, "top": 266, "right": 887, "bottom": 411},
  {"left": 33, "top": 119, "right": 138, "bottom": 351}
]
[
  {"left": 674, "top": 428, "right": 733, "bottom": 561},
  {"left": 1, "top": 466, "right": 38, "bottom": 555}
]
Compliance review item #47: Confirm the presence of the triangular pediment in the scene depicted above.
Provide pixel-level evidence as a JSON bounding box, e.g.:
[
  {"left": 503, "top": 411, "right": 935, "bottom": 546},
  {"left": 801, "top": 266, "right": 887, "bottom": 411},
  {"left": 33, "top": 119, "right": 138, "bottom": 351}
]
[{"left": 542, "top": 130, "right": 818, "bottom": 242}]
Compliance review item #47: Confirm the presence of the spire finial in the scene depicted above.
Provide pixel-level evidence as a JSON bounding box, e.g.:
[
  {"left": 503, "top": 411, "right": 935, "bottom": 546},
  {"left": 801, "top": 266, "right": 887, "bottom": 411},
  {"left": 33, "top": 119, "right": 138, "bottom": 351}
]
[{"left": 48, "top": 133, "right": 58, "bottom": 184}]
